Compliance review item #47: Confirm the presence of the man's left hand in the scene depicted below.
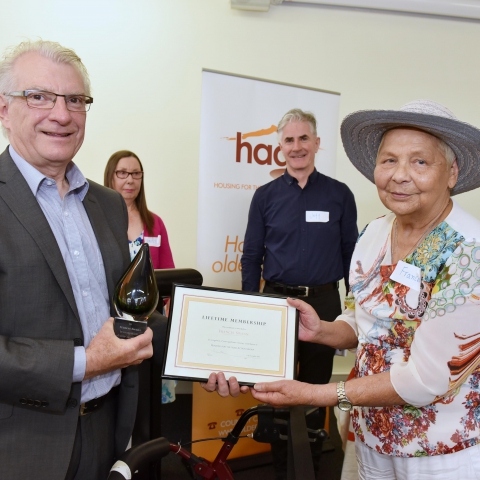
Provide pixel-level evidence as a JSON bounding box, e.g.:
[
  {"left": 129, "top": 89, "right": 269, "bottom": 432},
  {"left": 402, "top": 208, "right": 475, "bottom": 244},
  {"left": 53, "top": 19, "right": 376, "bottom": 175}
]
[{"left": 201, "top": 372, "right": 250, "bottom": 397}]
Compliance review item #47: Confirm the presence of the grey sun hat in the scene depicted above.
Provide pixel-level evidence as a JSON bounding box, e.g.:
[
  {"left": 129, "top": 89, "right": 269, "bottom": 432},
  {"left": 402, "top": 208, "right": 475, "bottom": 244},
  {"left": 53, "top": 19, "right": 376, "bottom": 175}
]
[{"left": 340, "top": 99, "right": 480, "bottom": 195}]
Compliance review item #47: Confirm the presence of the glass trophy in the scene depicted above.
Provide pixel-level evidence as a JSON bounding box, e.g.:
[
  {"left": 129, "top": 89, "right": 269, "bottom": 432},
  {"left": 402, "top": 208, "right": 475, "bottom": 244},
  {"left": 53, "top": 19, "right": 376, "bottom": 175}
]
[{"left": 113, "top": 243, "right": 159, "bottom": 339}]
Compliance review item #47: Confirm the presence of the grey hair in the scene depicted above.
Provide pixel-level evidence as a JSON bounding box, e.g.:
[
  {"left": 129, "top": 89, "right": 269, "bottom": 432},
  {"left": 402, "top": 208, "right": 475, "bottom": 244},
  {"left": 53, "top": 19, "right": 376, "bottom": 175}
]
[
  {"left": 0, "top": 40, "right": 91, "bottom": 138},
  {"left": 437, "top": 139, "right": 456, "bottom": 167},
  {"left": 277, "top": 108, "right": 317, "bottom": 141},
  {"left": 376, "top": 128, "right": 456, "bottom": 167},
  {"left": 0, "top": 39, "right": 91, "bottom": 100}
]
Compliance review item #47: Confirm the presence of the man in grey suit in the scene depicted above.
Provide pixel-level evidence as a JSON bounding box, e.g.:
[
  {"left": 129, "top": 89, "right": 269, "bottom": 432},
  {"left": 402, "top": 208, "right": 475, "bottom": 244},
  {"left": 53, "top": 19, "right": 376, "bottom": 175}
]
[{"left": 0, "top": 40, "right": 153, "bottom": 480}]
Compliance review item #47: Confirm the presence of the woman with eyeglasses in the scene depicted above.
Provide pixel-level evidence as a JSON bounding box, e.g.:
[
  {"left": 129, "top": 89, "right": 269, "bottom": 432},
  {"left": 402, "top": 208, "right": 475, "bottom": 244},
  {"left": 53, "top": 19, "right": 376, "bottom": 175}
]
[
  {"left": 104, "top": 150, "right": 176, "bottom": 404},
  {"left": 104, "top": 150, "right": 175, "bottom": 270}
]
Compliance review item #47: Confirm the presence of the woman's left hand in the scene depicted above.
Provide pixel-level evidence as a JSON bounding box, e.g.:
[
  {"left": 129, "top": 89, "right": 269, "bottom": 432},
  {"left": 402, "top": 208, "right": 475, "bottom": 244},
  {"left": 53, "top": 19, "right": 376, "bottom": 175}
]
[{"left": 251, "top": 380, "right": 321, "bottom": 408}]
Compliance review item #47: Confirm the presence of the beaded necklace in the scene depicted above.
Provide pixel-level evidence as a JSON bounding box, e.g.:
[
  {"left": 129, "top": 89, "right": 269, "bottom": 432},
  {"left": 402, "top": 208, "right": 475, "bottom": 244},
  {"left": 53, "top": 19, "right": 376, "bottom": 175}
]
[{"left": 391, "top": 198, "right": 451, "bottom": 262}]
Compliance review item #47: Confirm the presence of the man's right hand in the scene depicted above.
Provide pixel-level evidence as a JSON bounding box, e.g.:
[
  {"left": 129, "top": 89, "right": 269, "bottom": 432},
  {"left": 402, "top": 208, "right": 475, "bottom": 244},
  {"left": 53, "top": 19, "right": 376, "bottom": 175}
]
[{"left": 84, "top": 317, "right": 153, "bottom": 380}]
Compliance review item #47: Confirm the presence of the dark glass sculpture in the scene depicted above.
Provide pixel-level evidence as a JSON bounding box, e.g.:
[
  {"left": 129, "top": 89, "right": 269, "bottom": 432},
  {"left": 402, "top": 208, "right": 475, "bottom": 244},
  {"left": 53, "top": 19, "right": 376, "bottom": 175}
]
[{"left": 113, "top": 243, "right": 159, "bottom": 339}]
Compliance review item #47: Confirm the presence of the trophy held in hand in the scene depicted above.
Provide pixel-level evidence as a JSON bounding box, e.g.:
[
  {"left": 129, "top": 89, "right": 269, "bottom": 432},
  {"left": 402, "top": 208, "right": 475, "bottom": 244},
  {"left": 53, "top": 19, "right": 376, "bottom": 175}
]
[{"left": 113, "top": 243, "right": 159, "bottom": 339}]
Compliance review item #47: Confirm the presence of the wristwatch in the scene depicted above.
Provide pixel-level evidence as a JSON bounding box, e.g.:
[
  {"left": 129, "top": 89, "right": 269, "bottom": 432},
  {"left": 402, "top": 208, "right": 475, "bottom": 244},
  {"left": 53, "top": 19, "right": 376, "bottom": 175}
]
[{"left": 337, "top": 381, "right": 353, "bottom": 412}]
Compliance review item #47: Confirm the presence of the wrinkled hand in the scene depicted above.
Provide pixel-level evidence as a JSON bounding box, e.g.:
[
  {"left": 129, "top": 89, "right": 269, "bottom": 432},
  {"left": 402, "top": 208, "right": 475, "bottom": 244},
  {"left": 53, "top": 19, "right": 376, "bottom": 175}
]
[
  {"left": 287, "top": 297, "right": 322, "bottom": 343},
  {"left": 200, "top": 372, "right": 250, "bottom": 397},
  {"left": 251, "top": 380, "right": 319, "bottom": 408},
  {"left": 84, "top": 318, "right": 153, "bottom": 380}
]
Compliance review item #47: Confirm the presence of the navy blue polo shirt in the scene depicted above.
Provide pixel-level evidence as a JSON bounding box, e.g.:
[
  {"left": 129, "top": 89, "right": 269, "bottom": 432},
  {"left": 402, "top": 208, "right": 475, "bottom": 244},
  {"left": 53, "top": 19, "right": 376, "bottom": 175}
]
[{"left": 241, "top": 168, "right": 358, "bottom": 292}]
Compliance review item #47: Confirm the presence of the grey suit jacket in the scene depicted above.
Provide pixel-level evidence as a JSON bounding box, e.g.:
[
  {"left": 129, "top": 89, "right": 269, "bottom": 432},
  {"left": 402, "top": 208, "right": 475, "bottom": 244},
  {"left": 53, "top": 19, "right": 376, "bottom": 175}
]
[{"left": 0, "top": 148, "right": 137, "bottom": 480}]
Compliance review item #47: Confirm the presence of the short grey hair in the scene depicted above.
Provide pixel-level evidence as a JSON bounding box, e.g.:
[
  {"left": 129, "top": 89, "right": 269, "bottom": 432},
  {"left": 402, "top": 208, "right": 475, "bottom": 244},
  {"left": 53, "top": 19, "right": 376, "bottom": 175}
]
[
  {"left": 0, "top": 40, "right": 91, "bottom": 138},
  {"left": 0, "top": 39, "right": 91, "bottom": 101},
  {"left": 277, "top": 108, "right": 317, "bottom": 141},
  {"left": 437, "top": 138, "right": 456, "bottom": 167},
  {"left": 376, "top": 128, "right": 456, "bottom": 167}
]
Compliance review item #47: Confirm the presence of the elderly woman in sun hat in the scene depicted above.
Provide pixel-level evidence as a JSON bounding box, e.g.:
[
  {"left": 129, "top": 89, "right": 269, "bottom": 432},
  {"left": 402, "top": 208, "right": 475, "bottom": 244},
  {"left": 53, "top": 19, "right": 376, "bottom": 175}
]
[{"left": 204, "top": 100, "right": 480, "bottom": 479}]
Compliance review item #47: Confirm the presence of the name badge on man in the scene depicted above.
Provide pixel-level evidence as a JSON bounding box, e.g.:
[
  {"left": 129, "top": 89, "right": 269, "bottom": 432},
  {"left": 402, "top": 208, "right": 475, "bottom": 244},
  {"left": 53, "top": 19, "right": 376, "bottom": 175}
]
[
  {"left": 306, "top": 211, "right": 329, "bottom": 222},
  {"left": 144, "top": 235, "right": 161, "bottom": 247},
  {"left": 390, "top": 260, "right": 421, "bottom": 292}
]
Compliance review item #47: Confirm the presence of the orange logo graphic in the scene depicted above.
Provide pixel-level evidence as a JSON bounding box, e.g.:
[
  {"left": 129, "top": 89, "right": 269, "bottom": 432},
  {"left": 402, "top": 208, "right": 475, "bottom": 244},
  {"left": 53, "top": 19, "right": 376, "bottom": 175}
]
[
  {"left": 235, "top": 409, "right": 245, "bottom": 417},
  {"left": 225, "top": 126, "right": 286, "bottom": 179},
  {"left": 212, "top": 235, "right": 243, "bottom": 274},
  {"left": 207, "top": 422, "right": 217, "bottom": 430},
  {"left": 225, "top": 125, "right": 278, "bottom": 141}
]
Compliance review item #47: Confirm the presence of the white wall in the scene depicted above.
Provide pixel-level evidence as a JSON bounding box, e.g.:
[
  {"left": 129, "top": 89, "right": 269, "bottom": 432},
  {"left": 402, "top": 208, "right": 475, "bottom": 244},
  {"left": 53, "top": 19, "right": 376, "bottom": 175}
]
[{"left": 3, "top": 0, "right": 480, "bottom": 374}]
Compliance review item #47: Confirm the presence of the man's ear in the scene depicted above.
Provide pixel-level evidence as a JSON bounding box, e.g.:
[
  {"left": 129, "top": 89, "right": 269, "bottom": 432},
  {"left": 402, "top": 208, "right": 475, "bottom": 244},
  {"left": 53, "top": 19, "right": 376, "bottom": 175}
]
[
  {"left": 0, "top": 94, "right": 11, "bottom": 131},
  {"left": 315, "top": 136, "right": 320, "bottom": 152}
]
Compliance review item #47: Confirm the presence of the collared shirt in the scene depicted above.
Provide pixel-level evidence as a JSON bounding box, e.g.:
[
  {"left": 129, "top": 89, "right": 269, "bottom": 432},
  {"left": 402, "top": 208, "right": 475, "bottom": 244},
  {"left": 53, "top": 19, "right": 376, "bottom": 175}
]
[
  {"left": 9, "top": 145, "right": 121, "bottom": 403},
  {"left": 241, "top": 168, "right": 358, "bottom": 292}
]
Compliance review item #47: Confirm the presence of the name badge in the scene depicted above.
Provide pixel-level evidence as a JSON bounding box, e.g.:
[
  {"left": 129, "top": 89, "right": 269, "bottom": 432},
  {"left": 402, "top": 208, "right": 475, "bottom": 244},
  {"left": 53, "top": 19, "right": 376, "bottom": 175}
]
[
  {"left": 144, "top": 235, "right": 161, "bottom": 247},
  {"left": 306, "top": 211, "right": 329, "bottom": 223},
  {"left": 390, "top": 260, "right": 421, "bottom": 291}
]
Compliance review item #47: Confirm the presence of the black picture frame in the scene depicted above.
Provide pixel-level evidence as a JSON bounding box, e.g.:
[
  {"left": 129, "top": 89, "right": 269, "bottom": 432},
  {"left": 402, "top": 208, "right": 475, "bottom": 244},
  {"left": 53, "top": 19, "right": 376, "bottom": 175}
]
[{"left": 162, "top": 284, "right": 299, "bottom": 386}]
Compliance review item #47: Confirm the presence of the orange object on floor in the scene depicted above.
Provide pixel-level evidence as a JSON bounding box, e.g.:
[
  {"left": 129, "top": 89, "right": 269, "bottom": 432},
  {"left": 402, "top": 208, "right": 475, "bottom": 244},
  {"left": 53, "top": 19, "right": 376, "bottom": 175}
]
[
  {"left": 324, "top": 405, "right": 330, "bottom": 434},
  {"left": 191, "top": 383, "right": 270, "bottom": 461}
]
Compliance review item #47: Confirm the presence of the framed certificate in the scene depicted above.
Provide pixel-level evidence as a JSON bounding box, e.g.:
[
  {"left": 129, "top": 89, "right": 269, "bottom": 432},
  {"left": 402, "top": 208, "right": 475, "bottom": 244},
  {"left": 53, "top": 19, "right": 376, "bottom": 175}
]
[{"left": 162, "top": 284, "right": 299, "bottom": 386}]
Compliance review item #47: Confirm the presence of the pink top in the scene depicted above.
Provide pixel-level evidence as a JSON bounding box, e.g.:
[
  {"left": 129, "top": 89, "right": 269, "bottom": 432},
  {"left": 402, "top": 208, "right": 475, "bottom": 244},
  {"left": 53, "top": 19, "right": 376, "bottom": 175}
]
[{"left": 144, "top": 213, "right": 175, "bottom": 270}]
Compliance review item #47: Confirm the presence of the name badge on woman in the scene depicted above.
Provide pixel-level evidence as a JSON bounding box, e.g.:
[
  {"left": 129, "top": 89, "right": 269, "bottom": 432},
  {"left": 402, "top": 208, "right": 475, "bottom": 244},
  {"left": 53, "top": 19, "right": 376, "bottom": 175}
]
[
  {"left": 390, "top": 261, "right": 421, "bottom": 308},
  {"left": 144, "top": 235, "right": 161, "bottom": 247},
  {"left": 390, "top": 260, "right": 421, "bottom": 291}
]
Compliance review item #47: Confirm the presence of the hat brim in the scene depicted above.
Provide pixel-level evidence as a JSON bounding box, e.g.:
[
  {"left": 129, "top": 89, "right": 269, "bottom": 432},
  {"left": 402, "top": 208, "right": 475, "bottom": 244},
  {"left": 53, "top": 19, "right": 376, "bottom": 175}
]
[{"left": 340, "top": 109, "right": 480, "bottom": 195}]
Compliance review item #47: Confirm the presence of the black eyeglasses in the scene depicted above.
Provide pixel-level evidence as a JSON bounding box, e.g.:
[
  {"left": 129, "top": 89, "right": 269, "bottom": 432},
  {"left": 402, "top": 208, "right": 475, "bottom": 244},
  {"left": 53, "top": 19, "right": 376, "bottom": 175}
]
[
  {"left": 5, "top": 90, "right": 93, "bottom": 112},
  {"left": 115, "top": 170, "right": 144, "bottom": 179}
]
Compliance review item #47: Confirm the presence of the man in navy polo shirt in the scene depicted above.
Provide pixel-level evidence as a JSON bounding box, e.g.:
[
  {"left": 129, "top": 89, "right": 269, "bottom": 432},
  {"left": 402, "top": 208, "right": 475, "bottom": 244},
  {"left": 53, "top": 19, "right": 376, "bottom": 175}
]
[{"left": 241, "top": 108, "right": 358, "bottom": 479}]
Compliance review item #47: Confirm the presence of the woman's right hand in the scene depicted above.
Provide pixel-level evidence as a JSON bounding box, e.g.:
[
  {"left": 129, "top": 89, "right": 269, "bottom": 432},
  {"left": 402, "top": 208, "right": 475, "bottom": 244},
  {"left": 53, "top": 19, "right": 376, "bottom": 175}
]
[{"left": 287, "top": 297, "right": 323, "bottom": 344}]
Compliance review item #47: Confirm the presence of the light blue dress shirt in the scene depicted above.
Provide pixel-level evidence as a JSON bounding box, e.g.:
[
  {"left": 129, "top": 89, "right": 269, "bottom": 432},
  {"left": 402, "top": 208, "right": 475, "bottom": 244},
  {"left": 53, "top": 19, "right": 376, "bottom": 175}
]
[{"left": 9, "top": 145, "right": 121, "bottom": 403}]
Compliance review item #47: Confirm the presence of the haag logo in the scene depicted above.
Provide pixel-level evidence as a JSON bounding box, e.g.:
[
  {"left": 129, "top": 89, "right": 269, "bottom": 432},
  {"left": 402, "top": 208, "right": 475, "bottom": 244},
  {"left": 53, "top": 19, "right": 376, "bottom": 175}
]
[{"left": 226, "top": 126, "right": 286, "bottom": 168}]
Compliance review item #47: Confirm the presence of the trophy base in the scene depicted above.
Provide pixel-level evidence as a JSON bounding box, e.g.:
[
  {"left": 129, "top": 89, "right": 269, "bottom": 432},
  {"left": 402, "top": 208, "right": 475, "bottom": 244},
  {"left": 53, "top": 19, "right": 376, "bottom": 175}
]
[{"left": 114, "top": 317, "right": 148, "bottom": 339}]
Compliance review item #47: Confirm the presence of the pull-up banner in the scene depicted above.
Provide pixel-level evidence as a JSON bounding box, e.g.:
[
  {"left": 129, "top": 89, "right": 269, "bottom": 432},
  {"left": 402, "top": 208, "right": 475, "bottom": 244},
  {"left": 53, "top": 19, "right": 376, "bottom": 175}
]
[{"left": 196, "top": 70, "right": 340, "bottom": 290}]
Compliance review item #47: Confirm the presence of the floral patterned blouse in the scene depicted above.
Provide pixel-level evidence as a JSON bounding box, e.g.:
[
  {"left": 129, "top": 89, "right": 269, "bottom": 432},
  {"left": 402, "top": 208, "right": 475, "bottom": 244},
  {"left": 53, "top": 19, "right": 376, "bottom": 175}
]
[
  {"left": 336, "top": 201, "right": 480, "bottom": 457},
  {"left": 128, "top": 233, "right": 143, "bottom": 261},
  {"left": 129, "top": 233, "right": 176, "bottom": 404}
]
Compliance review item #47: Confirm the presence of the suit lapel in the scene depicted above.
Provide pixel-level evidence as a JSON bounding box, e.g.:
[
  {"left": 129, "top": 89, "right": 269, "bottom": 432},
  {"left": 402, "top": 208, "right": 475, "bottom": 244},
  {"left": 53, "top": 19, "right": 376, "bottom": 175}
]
[
  {"left": 0, "top": 148, "right": 80, "bottom": 321},
  {"left": 82, "top": 189, "right": 119, "bottom": 299}
]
